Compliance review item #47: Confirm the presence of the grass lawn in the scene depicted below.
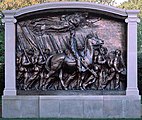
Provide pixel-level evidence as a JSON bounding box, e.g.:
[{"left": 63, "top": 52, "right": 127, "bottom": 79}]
[{"left": 0, "top": 118, "right": 142, "bottom": 120}]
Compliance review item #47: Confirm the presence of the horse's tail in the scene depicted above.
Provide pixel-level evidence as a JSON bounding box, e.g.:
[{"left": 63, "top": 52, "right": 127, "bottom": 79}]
[{"left": 45, "top": 55, "right": 54, "bottom": 71}]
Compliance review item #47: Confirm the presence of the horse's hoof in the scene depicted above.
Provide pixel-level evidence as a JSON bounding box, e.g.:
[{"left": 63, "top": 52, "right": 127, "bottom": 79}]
[
  {"left": 115, "top": 85, "right": 120, "bottom": 90},
  {"left": 82, "top": 83, "right": 87, "bottom": 88},
  {"left": 79, "top": 86, "right": 84, "bottom": 90},
  {"left": 64, "top": 88, "right": 68, "bottom": 90}
]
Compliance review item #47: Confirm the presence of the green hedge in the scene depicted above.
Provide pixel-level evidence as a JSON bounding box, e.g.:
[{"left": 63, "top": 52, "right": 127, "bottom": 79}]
[
  {"left": 138, "top": 52, "right": 142, "bottom": 94},
  {"left": 0, "top": 17, "right": 4, "bottom": 63},
  {"left": 0, "top": 63, "right": 4, "bottom": 95}
]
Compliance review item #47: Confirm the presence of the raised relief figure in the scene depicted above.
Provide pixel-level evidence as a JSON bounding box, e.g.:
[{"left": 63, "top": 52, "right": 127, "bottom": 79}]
[{"left": 16, "top": 12, "right": 126, "bottom": 91}]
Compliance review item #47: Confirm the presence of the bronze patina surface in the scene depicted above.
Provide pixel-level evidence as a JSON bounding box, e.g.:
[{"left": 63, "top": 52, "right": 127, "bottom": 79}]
[{"left": 16, "top": 12, "right": 127, "bottom": 91}]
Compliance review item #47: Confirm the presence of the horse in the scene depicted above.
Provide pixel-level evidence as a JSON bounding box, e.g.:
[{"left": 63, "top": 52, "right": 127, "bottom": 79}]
[
  {"left": 43, "top": 33, "right": 104, "bottom": 90},
  {"left": 78, "top": 34, "right": 104, "bottom": 89}
]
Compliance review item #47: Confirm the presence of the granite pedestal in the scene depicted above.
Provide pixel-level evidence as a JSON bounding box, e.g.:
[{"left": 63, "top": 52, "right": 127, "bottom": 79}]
[{"left": 2, "top": 95, "right": 141, "bottom": 118}]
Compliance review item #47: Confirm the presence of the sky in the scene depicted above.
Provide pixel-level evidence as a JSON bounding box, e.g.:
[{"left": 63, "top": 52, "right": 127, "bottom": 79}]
[{"left": 115, "top": 0, "right": 128, "bottom": 5}]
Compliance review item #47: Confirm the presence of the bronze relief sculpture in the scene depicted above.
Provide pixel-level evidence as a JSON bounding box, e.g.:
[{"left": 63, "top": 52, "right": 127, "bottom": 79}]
[{"left": 16, "top": 12, "right": 127, "bottom": 91}]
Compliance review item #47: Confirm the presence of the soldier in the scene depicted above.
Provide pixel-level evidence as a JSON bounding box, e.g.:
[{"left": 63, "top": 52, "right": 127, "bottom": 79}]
[
  {"left": 37, "top": 52, "right": 46, "bottom": 90},
  {"left": 26, "top": 50, "right": 46, "bottom": 90},
  {"left": 69, "top": 31, "right": 82, "bottom": 71},
  {"left": 97, "top": 47, "right": 108, "bottom": 89},
  {"left": 16, "top": 51, "right": 24, "bottom": 89},
  {"left": 101, "top": 50, "right": 116, "bottom": 90},
  {"left": 102, "top": 49, "right": 126, "bottom": 90},
  {"left": 22, "top": 48, "right": 37, "bottom": 90},
  {"left": 113, "top": 49, "right": 126, "bottom": 89}
]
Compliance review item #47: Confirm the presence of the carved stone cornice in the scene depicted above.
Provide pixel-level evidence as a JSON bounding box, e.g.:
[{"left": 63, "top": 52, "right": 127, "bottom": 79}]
[
  {"left": 15, "top": 2, "right": 127, "bottom": 18},
  {"left": 2, "top": 10, "right": 17, "bottom": 23},
  {"left": 2, "top": 18, "right": 17, "bottom": 23},
  {"left": 125, "top": 17, "right": 140, "bottom": 23},
  {"left": 125, "top": 10, "right": 140, "bottom": 23}
]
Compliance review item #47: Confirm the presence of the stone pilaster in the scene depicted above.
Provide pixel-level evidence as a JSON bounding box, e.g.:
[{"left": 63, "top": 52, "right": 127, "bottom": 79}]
[
  {"left": 2, "top": 10, "right": 17, "bottom": 95},
  {"left": 125, "top": 10, "right": 140, "bottom": 96}
]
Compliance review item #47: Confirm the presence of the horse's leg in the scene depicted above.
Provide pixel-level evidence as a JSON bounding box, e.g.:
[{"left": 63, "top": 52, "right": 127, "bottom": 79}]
[
  {"left": 59, "top": 69, "right": 68, "bottom": 90},
  {"left": 83, "top": 74, "right": 96, "bottom": 89},
  {"left": 78, "top": 72, "right": 85, "bottom": 90},
  {"left": 42, "top": 70, "right": 56, "bottom": 90},
  {"left": 64, "top": 72, "right": 76, "bottom": 89},
  {"left": 43, "top": 77, "right": 54, "bottom": 90},
  {"left": 81, "top": 71, "right": 91, "bottom": 89},
  {"left": 86, "top": 76, "right": 98, "bottom": 89}
]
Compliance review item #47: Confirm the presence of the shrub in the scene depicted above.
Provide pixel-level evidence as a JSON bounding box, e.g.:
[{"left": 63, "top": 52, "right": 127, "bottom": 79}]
[
  {"left": 138, "top": 52, "right": 142, "bottom": 94},
  {"left": 0, "top": 63, "right": 4, "bottom": 95}
]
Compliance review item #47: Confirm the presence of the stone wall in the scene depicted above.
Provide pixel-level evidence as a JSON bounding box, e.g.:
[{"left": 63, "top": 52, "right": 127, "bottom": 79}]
[{"left": 2, "top": 95, "right": 141, "bottom": 118}]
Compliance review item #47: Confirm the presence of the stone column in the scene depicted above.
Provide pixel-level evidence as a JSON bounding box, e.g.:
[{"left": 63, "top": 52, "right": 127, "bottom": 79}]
[
  {"left": 2, "top": 10, "right": 17, "bottom": 95},
  {"left": 125, "top": 10, "right": 140, "bottom": 96}
]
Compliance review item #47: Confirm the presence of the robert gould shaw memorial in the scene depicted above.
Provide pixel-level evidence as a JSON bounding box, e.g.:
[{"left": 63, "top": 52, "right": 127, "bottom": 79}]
[{"left": 2, "top": 2, "right": 141, "bottom": 118}]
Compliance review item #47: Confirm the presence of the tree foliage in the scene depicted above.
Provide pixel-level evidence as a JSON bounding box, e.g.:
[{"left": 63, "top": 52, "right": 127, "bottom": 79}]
[
  {"left": 0, "top": 0, "right": 115, "bottom": 11},
  {"left": 138, "top": 52, "right": 142, "bottom": 94},
  {"left": 0, "top": 0, "right": 43, "bottom": 10},
  {"left": 119, "top": 0, "right": 142, "bottom": 93},
  {"left": 118, "top": 0, "right": 142, "bottom": 52},
  {"left": 91, "top": 0, "right": 116, "bottom": 5},
  {"left": 138, "top": 20, "right": 142, "bottom": 52},
  {"left": 119, "top": 0, "right": 142, "bottom": 18}
]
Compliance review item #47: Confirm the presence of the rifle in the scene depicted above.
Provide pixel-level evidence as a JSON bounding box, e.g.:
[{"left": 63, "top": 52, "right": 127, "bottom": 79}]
[
  {"left": 18, "top": 33, "right": 30, "bottom": 64},
  {"left": 32, "top": 34, "right": 46, "bottom": 61},
  {"left": 22, "top": 23, "right": 45, "bottom": 61},
  {"left": 18, "top": 24, "right": 38, "bottom": 50}
]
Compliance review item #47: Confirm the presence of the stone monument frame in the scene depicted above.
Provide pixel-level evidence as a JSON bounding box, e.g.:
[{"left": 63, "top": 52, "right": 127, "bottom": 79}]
[{"left": 2, "top": 2, "right": 141, "bottom": 118}]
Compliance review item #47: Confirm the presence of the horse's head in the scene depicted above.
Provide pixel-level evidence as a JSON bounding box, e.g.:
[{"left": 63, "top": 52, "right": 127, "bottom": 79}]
[{"left": 86, "top": 33, "right": 104, "bottom": 48}]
